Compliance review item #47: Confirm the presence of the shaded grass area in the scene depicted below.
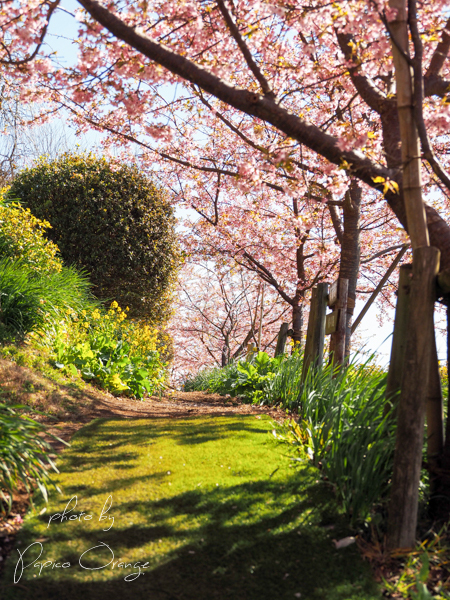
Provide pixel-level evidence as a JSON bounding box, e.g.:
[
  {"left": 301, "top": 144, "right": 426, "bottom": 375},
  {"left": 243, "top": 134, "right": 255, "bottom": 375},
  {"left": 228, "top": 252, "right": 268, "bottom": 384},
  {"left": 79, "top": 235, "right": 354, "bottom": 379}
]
[{"left": 1, "top": 416, "right": 381, "bottom": 600}]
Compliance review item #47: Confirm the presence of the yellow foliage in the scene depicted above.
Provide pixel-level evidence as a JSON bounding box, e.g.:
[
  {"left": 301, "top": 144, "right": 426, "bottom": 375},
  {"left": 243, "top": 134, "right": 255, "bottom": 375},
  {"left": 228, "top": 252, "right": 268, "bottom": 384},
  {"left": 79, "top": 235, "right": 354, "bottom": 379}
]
[
  {"left": 60, "top": 301, "right": 159, "bottom": 359},
  {"left": 0, "top": 191, "right": 62, "bottom": 274}
]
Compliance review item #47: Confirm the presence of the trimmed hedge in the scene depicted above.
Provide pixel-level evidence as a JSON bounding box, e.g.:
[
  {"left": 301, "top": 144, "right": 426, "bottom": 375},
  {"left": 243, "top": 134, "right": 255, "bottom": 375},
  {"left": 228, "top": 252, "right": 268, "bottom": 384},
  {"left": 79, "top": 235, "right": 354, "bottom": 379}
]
[{"left": 10, "top": 153, "right": 180, "bottom": 323}]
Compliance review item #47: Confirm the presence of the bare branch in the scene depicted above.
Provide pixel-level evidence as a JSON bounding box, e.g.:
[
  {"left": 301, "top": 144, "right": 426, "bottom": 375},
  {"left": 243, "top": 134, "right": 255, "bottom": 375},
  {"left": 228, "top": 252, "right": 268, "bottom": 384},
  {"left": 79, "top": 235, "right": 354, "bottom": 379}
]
[
  {"left": 360, "top": 243, "right": 410, "bottom": 264},
  {"left": 240, "top": 251, "right": 294, "bottom": 305}
]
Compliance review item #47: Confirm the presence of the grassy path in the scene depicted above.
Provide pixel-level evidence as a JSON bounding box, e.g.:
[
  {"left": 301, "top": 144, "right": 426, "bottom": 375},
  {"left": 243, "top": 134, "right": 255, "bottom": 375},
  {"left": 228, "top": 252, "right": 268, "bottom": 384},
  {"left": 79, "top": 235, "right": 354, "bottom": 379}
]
[{"left": 1, "top": 415, "right": 381, "bottom": 600}]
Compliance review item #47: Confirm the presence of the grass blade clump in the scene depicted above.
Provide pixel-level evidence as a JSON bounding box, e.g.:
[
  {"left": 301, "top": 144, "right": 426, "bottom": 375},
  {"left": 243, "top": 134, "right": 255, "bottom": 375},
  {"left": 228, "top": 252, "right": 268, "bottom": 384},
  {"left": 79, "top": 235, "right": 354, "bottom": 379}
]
[
  {"left": 0, "top": 403, "right": 61, "bottom": 513},
  {"left": 184, "top": 361, "right": 239, "bottom": 393},
  {"left": 265, "top": 349, "right": 303, "bottom": 408},
  {"left": 276, "top": 356, "right": 395, "bottom": 526},
  {"left": 0, "top": 258, "right": 95, "bottom": 343}
]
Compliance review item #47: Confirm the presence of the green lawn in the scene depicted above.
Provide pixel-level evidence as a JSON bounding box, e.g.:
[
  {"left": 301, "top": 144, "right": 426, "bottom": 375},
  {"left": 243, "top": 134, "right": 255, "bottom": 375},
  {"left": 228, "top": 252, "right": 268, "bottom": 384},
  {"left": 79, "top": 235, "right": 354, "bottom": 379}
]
[{"left": 1, "top": 415, "right": 381, "bottom": 599}]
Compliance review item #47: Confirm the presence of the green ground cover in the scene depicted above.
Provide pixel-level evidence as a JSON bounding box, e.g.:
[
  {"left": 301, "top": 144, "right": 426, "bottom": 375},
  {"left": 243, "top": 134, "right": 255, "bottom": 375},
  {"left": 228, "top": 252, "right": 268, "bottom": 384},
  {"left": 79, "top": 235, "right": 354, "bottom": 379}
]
[{"left": 1, "top": 415, "right": 381, "bottom": 600}]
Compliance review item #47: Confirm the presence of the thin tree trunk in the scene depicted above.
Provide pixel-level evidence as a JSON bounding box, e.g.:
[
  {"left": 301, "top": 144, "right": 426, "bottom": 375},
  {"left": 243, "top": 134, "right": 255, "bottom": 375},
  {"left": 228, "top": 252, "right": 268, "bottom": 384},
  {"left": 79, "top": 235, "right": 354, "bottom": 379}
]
[
  {"left": 339, "top": 181, "right": 362, "bottom": 355},
  {"left": 292, "top": 302, "right": 303, "bottom": 346},
  {"left": 257, "top": 284, "right": 264, "bottom": 350}
]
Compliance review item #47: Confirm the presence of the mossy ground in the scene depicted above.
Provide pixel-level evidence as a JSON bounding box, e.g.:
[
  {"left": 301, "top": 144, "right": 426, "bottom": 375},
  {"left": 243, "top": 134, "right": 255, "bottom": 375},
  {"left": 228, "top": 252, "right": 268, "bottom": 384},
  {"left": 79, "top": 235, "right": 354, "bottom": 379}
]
[{"left": 1, "top": 415, "right": 381, "bottom": 600}]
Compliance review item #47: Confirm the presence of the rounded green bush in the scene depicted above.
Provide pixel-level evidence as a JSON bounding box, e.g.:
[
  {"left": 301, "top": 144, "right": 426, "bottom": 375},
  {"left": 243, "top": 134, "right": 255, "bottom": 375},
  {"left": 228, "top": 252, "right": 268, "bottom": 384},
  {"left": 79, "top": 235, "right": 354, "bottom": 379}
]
[{"left": 10, "top": 153, "right": 180, "bottom": 323}]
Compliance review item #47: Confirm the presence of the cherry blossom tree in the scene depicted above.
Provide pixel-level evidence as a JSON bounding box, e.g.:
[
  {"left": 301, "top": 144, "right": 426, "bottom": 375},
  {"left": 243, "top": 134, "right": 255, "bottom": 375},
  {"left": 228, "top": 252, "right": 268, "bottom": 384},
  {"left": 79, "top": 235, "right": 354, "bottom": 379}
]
[
  {"left": 170, "top": 260, "right": 288, "bottom": 381},
  {"left": 0, "top": 0, "right": 432, "bottom": 340},
  {"left": 1, "top": 1, "right": 448, "bottom": 255}
]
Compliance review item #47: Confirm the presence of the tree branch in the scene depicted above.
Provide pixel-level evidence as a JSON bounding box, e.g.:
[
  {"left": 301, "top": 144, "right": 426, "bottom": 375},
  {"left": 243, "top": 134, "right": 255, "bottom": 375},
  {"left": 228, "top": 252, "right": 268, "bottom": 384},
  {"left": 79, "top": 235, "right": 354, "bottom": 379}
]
[
  {"left": 360, "top": 243, "right": 410, "bottom": 264},
  {"left": 76, "top": 0, "right": 395, "bottom": 191},
  {"left": 239, "top": 251, "right": 294, "bottom": 305},
  {"left": 0, "top": 0, "right": 60, "bottom": 66},
  {"left": 426, "top": 17, "right": 450, "bottom": 78},
  {"left": 336, "top": 31, "right": 388, "bottom": 114},
  {"left": 216, "top": 0, "right": 275, "bottom": 99}
]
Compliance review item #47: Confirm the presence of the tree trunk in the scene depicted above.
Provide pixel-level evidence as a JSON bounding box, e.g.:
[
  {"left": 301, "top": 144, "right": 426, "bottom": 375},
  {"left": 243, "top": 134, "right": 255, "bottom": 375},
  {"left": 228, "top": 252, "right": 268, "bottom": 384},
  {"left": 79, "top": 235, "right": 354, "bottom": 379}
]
[
  {"left": 274, "top": 322, "right": 290, "bottom": 357},
  {"left": 302, "top": 283, "right": 328, "bottom": 381},
  {"left": 328, "top": 278, "right": 349, "bottom": 368},
  {"left": 339, "top": 181, "right": 362, "bottom": 355},
  {"left": 292, "top": 302, "right": 303, "bottom": 346}
]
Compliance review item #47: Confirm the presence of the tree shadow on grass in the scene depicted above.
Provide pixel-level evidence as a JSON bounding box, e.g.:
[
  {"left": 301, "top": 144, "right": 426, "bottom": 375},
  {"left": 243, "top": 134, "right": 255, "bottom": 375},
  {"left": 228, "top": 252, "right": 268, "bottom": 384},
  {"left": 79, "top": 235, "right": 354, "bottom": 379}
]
[
  {"left": 2, "top": 479, "right": 380, "bottom": 600},
  {"left": 1, "top": 417, "right": 381, "bottom": 600}
]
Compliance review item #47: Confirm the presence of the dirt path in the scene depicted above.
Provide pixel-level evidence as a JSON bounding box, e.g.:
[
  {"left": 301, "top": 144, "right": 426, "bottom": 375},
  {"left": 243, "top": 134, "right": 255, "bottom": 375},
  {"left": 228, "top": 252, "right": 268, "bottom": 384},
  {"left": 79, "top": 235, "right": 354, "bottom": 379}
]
[{"left": 46, "top": 389, "right": 288, "bottom": 448}]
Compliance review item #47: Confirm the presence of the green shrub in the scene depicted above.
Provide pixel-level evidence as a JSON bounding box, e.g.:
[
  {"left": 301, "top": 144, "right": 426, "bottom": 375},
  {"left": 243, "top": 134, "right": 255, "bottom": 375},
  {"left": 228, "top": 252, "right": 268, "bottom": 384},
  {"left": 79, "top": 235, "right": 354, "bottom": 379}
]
[
  {"left": 0, "top": 403, "right": 61, "bottom": 513},
  {"left": 214, "top": 352, "right": 284, "bottom": 403},
  {"left": 184, "top": 351, "right": 300, "bottom": 406},
  {"left": 184, "top": 362, "right": 239, "bottom": 393},
  {"left": 10, "top": 152, "right": 180, "bottom": 323}
]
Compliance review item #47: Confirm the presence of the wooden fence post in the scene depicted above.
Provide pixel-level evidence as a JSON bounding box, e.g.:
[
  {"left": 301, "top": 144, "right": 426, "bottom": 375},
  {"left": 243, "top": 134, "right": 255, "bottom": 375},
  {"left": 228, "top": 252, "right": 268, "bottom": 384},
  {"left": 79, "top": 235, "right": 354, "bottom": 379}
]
[
  {"left": 427, "top": 332, "right": 444, "bottom": 498},
  {"left": 329, "top": 278, "right": 349, "bottom": 367},
  {"left": 387, "top": 263, "right": 444, "bottom": 508},
  {"left": 387, "top": 246, "right": 440, "bottom": 550},
  {"left": 274, "top": 323, "right": 289, "bottom": 357},
  {"left": 302, "top": 283, "right": 329, "bottom": 382}
]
